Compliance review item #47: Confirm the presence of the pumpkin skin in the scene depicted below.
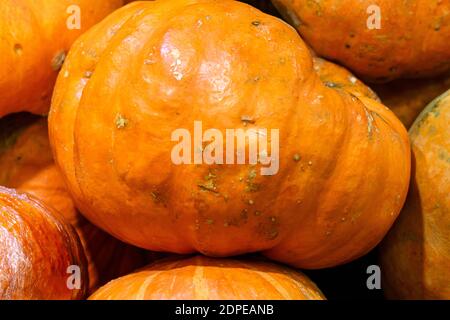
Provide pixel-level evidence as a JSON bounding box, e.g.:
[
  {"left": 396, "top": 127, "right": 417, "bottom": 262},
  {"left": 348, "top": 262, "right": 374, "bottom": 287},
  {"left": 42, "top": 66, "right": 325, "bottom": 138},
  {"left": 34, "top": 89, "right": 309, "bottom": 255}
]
[
  {"left": 49, "top": 0, "right": 410, "bottom": 269},
  {"left": 0, "top": 116, "right": 148, "bottom": 292},
  {"left": 271, "top": 0, "right": 450, "bottom": 82},
  {"left": 372, "top": 74, "right": 450, "bottom": 128},
  {"left": 89, "top": 255, "right": 325, "bottom": 300},
  {"left": 380, "top": 90, "right": 450, "bottom": 300},
  {"left": 0, "top": 186, "right": 87, "bottom": 299},
  {"left": 0, "top": 0, "right": 124, "bottom": 118}
]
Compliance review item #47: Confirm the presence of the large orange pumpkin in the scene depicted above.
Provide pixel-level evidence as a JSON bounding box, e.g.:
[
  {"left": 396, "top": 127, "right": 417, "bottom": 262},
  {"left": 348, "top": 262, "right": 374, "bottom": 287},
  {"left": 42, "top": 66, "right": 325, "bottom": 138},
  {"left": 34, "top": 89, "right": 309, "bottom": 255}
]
[
  {"left": 0, "top": 186, "right": 87, "bottom": 299},
  {"left": 0, "top": 0, "right": 125, "bottom": 118},
  {"left": 0, "top": 115, "right": 148, "bottom": 292},
  {"left": 49, "top": 0, "right": 410, "bottom": 269},
  {"left": 271, "top": 0, "right": 450, "bottom": 82},
  {"left": 90, "top": 255, "right": 325, "bottom": 300},
  {"left": 372, "top": 73, "right": 450, "bottom": 128},
  {"left": 380, "top": 90, "right": 450, "bottom": 300}
]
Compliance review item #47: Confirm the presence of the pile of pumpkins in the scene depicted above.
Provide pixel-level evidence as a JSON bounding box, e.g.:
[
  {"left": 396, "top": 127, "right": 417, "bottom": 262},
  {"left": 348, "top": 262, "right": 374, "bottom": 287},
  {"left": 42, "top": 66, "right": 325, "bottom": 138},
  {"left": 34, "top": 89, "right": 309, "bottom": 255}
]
[{"left": 0, "top": 0, "right": 448, "bottom": 300}]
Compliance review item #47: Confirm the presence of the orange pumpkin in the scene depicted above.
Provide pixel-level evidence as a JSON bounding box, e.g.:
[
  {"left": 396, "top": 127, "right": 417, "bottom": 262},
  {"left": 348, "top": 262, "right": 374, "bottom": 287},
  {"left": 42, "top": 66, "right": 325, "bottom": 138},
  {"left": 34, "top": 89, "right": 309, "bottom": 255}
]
[
  {"left": 271, "top": 0, "right": 450, "bottom": 82},
  {"left": 0, "top": 0, "right": 125, "bottom": 118},
  {"left": 0, "top": 186, "right": 87, "bottom": 299},
  {"left": 49, "top": 0, "right": 410, "bottom": 269},
  {"left": 372, "top": 74, "right": 450, "bottom": 128},
  {"left": 380, "top": 90, "right": 450, "bottom": 299},
  {"left": 90, "top": 255, "right": 325, "bottom": 300},
  {"left": 0, "top": 115, "right": 148, "bottom": 292}
]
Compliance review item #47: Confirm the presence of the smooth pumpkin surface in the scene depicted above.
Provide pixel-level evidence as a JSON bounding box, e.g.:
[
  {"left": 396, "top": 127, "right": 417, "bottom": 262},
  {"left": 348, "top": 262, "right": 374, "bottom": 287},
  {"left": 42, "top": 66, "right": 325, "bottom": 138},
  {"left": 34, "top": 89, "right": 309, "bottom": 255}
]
[
  {"left": 372, "top": 73, "right": 450, "bottom": 128},
  {"left": 271, "top": 0, "right": 450, "bottom": 82},
  {"left": 0, "top": 0, "right": 124, "bottom": 117},
  {"left": 380, "top": 90, "right": 450, "bottom": 300},
  {"left": 49, "top": 0, "right": 410, "bottom": 269},
  {"left": 0, "top": 186, "right": 87, "bottom": 299},
  {"left": 0, "top": 115, "right": 148, "bottom": 292},
  {"left": 90, "top": 255, "right": 325, "bottom": 300}
]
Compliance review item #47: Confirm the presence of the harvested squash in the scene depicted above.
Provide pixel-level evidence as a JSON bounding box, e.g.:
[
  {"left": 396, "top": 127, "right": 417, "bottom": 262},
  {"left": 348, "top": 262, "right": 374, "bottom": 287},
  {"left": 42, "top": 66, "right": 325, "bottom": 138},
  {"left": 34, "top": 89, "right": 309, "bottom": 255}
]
[
  {"left": 0, "top": 186, "right": 87, "bottom": 299},
  {"left": 0, "top": 0, "right": 124, "bottom": 117},
  {"left": 380, "top": 90, "right": 450, "bottom": 299},
  {"left": 272, "top": 0, "right": 450, "bottom": 82},
  {"left": 49, "top": 0, "right": 410, "bottom": 269},
  {"left": 90, "top": 255, "right": 325, "bottom": 300}
]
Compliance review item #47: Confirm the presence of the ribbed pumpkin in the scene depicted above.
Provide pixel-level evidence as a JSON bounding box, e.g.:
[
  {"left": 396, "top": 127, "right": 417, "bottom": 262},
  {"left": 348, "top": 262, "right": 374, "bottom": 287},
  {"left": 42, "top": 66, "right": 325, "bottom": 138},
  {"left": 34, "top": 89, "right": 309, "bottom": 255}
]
[
  {"left": 49, "top": 0, "right": 410, "bottom": 269},
  {"left": 373, "top": 73, "right": 450, "bottom": 128},
  {"left": 0, "top": 186, "right": 87, "bottom": 299},
  {"left": 0, "top": 115, "right": 148, "bottom": 292},
  {"left": 90, "top": 255, "right": 325, "bottom": 300},
  {"left": 0, "top": 0, "right": 124, "bottom": 117},
  {"left": 271, "top": 0, "right": 450, "bottom": 82},
  {"left": 380, "top": 90, "right": 450, "bottom": 300}
]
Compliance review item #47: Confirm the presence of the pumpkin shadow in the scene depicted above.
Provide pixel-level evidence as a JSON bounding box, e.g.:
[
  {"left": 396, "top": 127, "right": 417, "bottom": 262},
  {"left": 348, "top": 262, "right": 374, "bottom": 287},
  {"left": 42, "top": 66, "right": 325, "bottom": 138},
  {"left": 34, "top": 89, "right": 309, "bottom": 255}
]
[{"left": 240, "top": 0, "right": 282, "bottom": 18}]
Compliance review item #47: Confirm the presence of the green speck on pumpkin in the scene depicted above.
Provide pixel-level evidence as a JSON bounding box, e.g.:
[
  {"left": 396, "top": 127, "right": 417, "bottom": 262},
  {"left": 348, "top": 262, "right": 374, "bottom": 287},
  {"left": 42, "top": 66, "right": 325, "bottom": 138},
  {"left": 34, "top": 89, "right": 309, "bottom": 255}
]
[
  {"left": 205, "top": 171, "right": 216, "bottom": 181},
  {"left": 198, "top": 180, "right": 218, "bottom": 193},
  {"left": 115, "top": 114, "right": 128, "bottom": 129}
]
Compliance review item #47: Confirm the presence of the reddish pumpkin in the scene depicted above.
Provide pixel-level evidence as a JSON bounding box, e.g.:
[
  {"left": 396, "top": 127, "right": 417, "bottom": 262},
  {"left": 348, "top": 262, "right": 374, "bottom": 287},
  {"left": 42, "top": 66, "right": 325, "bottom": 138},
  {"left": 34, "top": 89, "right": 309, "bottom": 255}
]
[
  {"left": 0, "top": 0, "right": 125, "bottom": 117},
  {"left": 90, "top": 255, "right": 325, "bottom": 300},
  {"left": 0, "top": 186, "right": 87, "bottom": 299},
  {"left": 0, "top": 116, "right": 148, "bottom": 292},
  {"left": 380, "top": 90, "right": 450, "bottom": 299},
  {"left": 372, "top": 73, "right": 450, "bottom": 128},
  {"left": 271, "top": 0, "right": 450, "bottom": 82},
  {"left": 49, "top": 0, "right": 410, "bottom": 269}
]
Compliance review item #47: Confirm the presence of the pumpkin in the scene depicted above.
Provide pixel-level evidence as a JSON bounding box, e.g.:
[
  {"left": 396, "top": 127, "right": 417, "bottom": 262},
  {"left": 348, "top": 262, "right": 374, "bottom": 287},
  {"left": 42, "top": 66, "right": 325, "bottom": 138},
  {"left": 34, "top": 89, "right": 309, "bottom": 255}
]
[
  {"left": 372, "top": 73, "right": 450, "bottom": 128},
  {"left": 89, "top": 255, "right": 325, "bottom": 300},
  {"left": 0, "top": 0, "right": 125, "bottom": 118},
  {"left": 49, "top": 0, "right": 410, "bottom": 269},
  {"left": 0, "top": 186, "right": 87, "bottom": 299},
  {"left": 0, "top": 115, "right": 148, "bottom": 292},
  {"left": 380, "top": 90, "right": 450, "bottom": 300},
  {"left": 271, "top": 0, "right": 450, "bottom": 82}
]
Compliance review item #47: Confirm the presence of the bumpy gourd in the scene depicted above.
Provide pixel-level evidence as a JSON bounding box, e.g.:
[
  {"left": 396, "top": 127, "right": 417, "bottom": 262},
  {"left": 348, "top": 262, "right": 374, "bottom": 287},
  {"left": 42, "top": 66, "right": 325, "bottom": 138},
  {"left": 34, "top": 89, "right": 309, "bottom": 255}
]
[
  {"left": 0, "top": 0, "right": 124, "bottom": 117},
  {"left": 49, "top": 0, "right": 410, "bottom": 269},
  {"left": 272, "top": 0, "right": 450, "bottom": 82},
  {"left": 380, "top": 90, "right": 450, "bottom": 299}
]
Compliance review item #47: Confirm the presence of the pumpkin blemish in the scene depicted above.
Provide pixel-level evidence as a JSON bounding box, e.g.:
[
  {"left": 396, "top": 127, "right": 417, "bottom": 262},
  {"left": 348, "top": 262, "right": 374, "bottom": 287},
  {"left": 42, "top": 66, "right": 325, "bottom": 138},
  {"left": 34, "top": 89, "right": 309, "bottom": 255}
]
[
  {"left": 51, "top": 51, "right": 66, "bottom": 71},
  {"left": 115, "top": 114, "right": 128, "bottom": 129},
  {"left": 14, "top": 44, "right": 23, "bottom": 55}
]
